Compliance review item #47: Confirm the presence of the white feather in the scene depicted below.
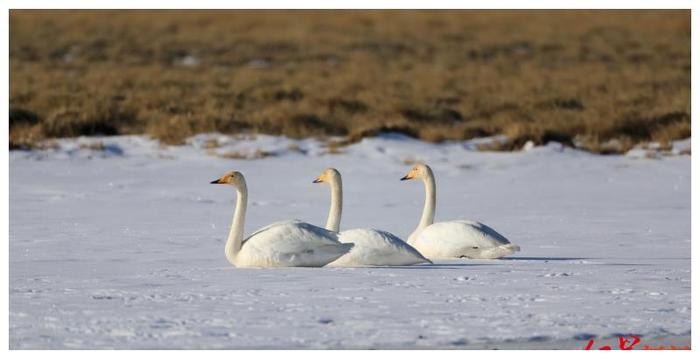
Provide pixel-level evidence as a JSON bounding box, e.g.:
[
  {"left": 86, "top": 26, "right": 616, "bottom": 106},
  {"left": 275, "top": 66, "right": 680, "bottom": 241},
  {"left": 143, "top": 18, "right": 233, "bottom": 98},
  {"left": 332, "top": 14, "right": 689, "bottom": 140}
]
[
  {"left": 329, "top": 228, "right": 431, "bottom": 266},
  {"left": 316, "top": 168, "right": 429, "bottom": 267},
  {"left": 409, "top": 220, "right": 519, "bottom": 260},
  {"left": 213, "top": 171, "right": 353, "bottom": 268},
  {"left": 238, "top": 220, "right": 354, "bottom": 267},
  {"left": 403, "top": 164, "right": 520, "bottom": 260}
]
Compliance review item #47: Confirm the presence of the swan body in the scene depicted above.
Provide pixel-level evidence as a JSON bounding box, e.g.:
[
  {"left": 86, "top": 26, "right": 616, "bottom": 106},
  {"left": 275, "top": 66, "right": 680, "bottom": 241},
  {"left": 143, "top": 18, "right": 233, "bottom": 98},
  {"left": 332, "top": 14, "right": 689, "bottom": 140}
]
[
  {"left": 409, "top": 220, "right": 520, "bottom": 260},
  {"left": 401, "top": 164, "right": 520, "bottom": 260},
  {"left": 237, "top": 220, "right": 354, "bottom": 267},
  {"left": 332, "top": 228, "right": 431, "bottom": 266},
  {"left": 314, "top": 168, "right": 431, "bottom": 266},
  {"left": 211, "top": 171, "right": 353, "bottom": 268}
]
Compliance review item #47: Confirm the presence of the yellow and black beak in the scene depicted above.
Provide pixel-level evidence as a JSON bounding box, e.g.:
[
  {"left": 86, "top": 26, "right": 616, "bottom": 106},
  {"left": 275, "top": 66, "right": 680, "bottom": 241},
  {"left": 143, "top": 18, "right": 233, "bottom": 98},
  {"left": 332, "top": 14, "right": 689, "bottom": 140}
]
[
  {"left": 210, "top": 178, "right": 224, "bottom": 184},
  {"left": 312, "top": 177, "right": 323, "bottom": 183},
  {"left": 400, "top": 174, "right": 412, "bottom": 181}
]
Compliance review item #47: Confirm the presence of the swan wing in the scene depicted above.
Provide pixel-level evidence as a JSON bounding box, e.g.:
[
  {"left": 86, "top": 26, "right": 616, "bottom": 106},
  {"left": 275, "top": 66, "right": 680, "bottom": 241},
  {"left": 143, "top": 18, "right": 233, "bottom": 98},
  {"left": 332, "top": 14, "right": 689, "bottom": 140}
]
[
  {"left": 414, "top": 220, "right": 519, "bottom": 259},
  {"left": 238, "top": 220, "right": 353, "bottom": 267},
  {"left": 329, "top": 228, "right": 431, "bottom": 266},
  {"left": 243, "top": 219, "right": 303, "bottom": 243},
  {"left": 450, "top": 220, "right": 512, "bottom": 245}
]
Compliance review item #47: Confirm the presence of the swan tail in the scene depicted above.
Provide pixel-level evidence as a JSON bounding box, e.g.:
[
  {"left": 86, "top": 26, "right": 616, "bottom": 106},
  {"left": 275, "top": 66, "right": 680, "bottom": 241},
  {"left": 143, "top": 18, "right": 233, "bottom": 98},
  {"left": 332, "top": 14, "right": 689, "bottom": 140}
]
[
  {"left": 496, "top": 243, "right": 520, "bottom": 258},
  {"left": 328, "top": 242, "right": 355, "bottom": 258},
  {"left": 476, "top": 243, "right": 520, "bottom": 259},
  {"left": 321, "top": 243, "right": 354, "bottom": 266},
  {"left": 405, "top": 244, "right": 432, "bottom": 265},
  {"left": 416, "top": 253, "right": 432, "bottom": 264},
  {"left": 504, "top": 243, "right": 521, "bottom": 253}
]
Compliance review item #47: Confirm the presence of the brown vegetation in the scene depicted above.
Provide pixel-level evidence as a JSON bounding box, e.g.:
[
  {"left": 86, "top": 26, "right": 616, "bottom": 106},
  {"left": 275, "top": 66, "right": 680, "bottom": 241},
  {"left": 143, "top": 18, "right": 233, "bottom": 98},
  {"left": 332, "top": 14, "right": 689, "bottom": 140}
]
[{"left": 9, "top": 10, "right": 690, "bottom": 153}]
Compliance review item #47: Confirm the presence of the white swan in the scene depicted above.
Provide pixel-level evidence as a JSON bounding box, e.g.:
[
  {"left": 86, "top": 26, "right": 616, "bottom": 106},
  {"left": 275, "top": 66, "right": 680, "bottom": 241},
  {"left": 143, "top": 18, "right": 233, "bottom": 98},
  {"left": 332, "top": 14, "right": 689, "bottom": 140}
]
[
  {"left": 400, "top": 163, "right": 520, "bottom": 260},
  {"left": 313, "top": 168, "right": 431, "bottom": 266},
  {"left": 210, "top": 170, "right": 354, "bottom": 267}
]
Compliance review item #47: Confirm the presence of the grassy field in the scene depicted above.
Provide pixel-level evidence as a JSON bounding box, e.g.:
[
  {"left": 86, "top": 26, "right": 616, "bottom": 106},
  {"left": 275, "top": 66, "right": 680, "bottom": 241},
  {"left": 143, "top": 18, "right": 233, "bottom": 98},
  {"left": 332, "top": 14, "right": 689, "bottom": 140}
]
[{"left": 9, "top": 10, "right": 690, "bottom": 153}]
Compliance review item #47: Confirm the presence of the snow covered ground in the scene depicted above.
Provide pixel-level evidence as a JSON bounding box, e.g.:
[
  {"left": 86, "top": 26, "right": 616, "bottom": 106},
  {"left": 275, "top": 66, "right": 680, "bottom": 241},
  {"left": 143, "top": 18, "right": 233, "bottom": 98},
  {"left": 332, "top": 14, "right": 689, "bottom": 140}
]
[{"left": 9, "top": 134, "right": 691, "bottom": 349}]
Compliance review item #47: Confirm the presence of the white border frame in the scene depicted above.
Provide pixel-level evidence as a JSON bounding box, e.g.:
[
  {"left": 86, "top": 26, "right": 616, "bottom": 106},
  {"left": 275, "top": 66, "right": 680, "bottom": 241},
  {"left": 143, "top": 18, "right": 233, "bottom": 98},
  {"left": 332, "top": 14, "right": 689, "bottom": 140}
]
[{"left": 2, "top": 2, "right": 696, "bottom": 357}]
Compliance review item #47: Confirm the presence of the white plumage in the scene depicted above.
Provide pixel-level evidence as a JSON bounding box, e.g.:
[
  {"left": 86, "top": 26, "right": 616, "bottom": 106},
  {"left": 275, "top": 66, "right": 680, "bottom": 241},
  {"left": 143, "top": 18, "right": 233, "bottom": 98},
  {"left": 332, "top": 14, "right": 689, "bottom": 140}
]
[
  {"left": 401, "top": 163, "right": 520, "bottom": 260},
  {"left": 211, "top": 171, "right": 353, "bottom": 268},
  {"left": 314, "top": 168, "right": 430, "bottom": 266},
  {"left": 408, "top": 220, "right": 520, "bottom": 260},
  {"left": 238, "top": 220, "right": 354, "bottom": 267},
  {"left": 331, "top": 228, "right": 431, "bottom": 266}
]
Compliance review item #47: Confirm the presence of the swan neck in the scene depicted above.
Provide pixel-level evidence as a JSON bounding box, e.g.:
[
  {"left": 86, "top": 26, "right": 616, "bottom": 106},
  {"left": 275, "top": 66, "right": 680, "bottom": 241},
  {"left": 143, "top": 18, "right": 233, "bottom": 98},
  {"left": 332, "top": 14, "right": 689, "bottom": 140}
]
[
  {"left": 418, "top": 168, "right": 436, "bottom": 231},
  {"left": 225, "top": 180, "right": 247, "bottom": 265},
  {"left": 326, "top": 175, "right": 342, "bottom": 232}
]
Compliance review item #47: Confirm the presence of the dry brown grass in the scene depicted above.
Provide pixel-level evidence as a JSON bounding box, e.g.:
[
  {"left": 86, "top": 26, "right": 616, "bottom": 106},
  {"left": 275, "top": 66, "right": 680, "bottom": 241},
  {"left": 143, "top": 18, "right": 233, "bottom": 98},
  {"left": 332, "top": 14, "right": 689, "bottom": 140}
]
[{"left": 9, "top": 10, "right": 690, "bottom": 153}]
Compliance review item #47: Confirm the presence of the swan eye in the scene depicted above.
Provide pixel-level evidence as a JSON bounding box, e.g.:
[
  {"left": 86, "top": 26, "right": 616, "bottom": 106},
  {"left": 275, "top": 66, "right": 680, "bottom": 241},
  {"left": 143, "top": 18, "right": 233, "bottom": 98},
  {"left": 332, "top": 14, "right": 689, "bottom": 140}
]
[{"left": 472, "top": 246, "right": 479, "bottom": 249}]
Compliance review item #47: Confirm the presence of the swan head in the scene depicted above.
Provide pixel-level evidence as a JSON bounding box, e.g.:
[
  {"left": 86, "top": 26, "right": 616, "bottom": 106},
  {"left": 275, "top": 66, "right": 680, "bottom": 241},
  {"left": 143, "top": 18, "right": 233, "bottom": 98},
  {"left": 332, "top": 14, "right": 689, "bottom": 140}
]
[
  {"left": 313, "top": 168, "right": 341, "bottom": 184},
  {"left": 400, "top": 163, "right": 431, "bottom": 181},
  {"left": 210, "top": 170, "right": 245, "bottom": 187}
]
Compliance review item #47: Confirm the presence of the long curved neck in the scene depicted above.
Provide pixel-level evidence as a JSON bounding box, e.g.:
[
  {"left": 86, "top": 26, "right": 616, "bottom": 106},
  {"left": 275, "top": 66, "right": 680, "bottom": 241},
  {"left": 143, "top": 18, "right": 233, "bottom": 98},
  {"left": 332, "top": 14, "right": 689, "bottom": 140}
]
[
  {"left": 225, "top": 179, "right": 247, "bottom": 265},
  {"left": 417, "top": 168, "right": 436, "bottom": 232},
  {"left": 325, "top": 175, "right": 342, "bottom": 232}
]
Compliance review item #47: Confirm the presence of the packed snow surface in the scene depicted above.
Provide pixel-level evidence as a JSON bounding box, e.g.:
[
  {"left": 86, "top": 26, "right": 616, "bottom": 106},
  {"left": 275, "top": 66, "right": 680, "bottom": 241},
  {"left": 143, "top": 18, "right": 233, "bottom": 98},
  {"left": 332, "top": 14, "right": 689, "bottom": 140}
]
[{"left": 9, "top": 134, "right": 691, "bottom": 349}]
